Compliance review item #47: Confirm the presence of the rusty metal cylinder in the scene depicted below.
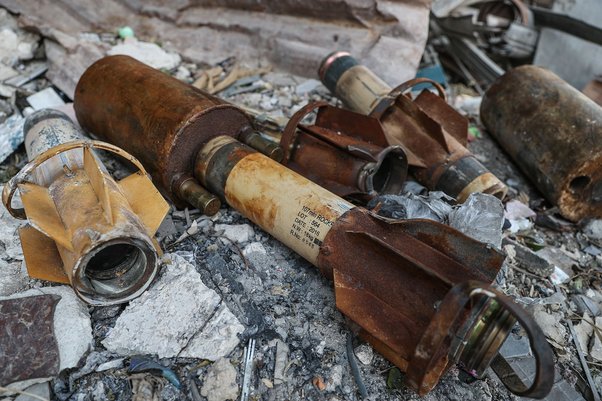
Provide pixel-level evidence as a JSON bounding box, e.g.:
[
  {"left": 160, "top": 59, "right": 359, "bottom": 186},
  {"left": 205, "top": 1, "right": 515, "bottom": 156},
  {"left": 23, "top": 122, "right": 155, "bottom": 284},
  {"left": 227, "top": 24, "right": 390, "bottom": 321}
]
[
  {"left": 319, "top": 52, "right": 508, "bottom": 203},
  {"left": 73, "top": 55, "right": 252, "bottom": 211},
  {"left": 481, "top": 65, "right": 602, "bottom": 222}
]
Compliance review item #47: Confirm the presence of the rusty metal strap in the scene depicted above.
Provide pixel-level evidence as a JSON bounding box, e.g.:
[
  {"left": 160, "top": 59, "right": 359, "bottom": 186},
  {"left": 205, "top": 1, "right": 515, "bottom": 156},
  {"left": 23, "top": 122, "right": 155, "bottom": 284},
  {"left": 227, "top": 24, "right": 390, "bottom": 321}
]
[
  {"left": 370, "top": 78, "right": 447, "bottom": 121},
  {"left": 2, "top": 140, "right": 150, "bottom": 219},
  {"left": 406, "top": 281, "right": 554, "bottom": 398},
  {"left": 280, "top": 101, "right": 330, "bottom": 164}
]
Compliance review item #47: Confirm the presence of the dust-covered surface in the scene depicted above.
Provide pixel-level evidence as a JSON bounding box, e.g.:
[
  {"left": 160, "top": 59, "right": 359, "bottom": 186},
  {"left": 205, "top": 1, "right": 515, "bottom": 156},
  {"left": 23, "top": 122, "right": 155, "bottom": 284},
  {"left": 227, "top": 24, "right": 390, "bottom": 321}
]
[{"left": 0, "top": 5, "right": 601, "bottom": 401}]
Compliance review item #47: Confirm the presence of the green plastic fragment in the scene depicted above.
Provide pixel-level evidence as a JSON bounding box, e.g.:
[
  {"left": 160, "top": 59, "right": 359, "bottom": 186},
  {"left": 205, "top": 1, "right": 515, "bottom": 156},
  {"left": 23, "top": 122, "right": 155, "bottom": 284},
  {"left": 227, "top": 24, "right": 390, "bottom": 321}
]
[
  {"left": 468, "top": 126, "right": 482, "bottom": 139},
  {"left": 118, "top": 26, "right": 135, "bottom": 39}
]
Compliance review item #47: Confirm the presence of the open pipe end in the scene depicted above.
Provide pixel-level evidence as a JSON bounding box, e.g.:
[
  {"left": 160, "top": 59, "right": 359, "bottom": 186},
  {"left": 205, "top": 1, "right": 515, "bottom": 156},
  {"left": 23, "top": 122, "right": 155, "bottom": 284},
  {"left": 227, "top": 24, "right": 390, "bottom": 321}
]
[
  {"left": 72, "top": 237, "right": 158, "bottom": 305},
  {"left": 361, "top": 146, "right": 408, "bottom": 196}
]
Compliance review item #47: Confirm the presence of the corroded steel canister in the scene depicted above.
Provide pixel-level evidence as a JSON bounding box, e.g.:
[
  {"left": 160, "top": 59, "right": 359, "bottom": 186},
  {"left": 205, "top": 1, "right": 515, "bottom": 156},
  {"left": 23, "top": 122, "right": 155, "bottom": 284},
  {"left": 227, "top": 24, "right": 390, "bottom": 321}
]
[
  {"left": 74, "top": 55, "right": 251, "bottom": 211},
  {"left": 195, "top": 136, "right": 553, "bottom": 398},
  {"left": 319, "top": 52, "right": 508, "bottom": 203},
  {"left": 481, "top": 65, "right": 602, "bottom": 222}
]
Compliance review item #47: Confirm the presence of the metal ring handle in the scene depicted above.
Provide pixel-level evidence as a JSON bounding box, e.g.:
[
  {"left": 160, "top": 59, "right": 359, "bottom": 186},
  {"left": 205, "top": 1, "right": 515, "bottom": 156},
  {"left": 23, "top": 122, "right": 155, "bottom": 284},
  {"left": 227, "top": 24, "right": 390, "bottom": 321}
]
[
  {"left": 370, "top": 78, "right": 447, "bottom": 120},
  {"left": 405, "top": 281, "right": 554, "bottom": 398},
  {"left": 280, "top": 100, "right": 330, "bottom": 164},
  {"left": 2, "top": 140, "right": 150, "bottom": 219}
]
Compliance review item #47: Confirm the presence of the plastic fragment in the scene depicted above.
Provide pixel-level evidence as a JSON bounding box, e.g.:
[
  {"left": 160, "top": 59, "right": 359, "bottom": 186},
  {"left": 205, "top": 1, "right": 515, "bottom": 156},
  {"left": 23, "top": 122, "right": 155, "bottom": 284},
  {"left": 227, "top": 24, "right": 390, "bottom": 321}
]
[{"left": 128, "top": 356, "right": 181, "bottom": 389}]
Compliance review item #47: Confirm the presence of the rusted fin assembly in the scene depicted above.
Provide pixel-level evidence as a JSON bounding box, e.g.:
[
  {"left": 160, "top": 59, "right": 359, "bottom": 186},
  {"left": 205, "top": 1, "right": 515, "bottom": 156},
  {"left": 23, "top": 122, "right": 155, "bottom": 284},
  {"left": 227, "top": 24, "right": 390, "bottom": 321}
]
[
  {"left": 2, "top": 109, "right": 169, "bottom": 305},
  {"left": 195, "top": 135, "right": 553, "bottom": 398},
  {"left": 246, "top": 100, "right": 408, "bottom": 201},
  {"left": 277, "top": 101, "right": 407, "bottom": 201},
  {"left": 481, "top": 65, "right": 602, "bottom": 222},
  {"left": 318, "top": 51, "right": 508, "bottom": 203}
]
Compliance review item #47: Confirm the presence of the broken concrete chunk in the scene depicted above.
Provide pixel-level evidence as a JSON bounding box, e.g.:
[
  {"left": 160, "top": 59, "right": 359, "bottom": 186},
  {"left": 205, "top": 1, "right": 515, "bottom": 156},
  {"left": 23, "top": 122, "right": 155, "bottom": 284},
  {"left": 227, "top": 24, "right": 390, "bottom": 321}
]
[
  {"left": 531, "top": 304, "right": 567, "bottom": 345},
  {"left": 44, "top": 39, "right": 106, "bottom": 99},
  {"left": 26, "top": 87, "right": 66, "bottom": 110},
  {"left": 0, "top": 26, "right": 39, "bottom": 66},
  {"left": 215, "top": 223, "right": 255, "bottom": 244},
  {"left": 295, "top": 79, "right": 322, "bottom": 95},
  {"left": 584, "top": 219, "right": 602, "bottom": 240},
  {"left": 273, "top": 339, "right": 289, "bottom": 385},
  {"left": 103, "top": 253, "right": 243, "bottom": 360},
  {"left": 503, "top": 238, "right": 554, "bottom": 276},
  {"left": 103, "top": 253, "right": 220, "bottom": 357},
  {"left": 179, "top": 302, "right": 244, "bottom": 361},
  {"left": 108, "top": 38, "right": 181, "bottom": 70},
  {"left": 354, "top": 343, "right": 374, "bottom": 365},
  {"left": 536, "top": 247, "right": 575, "bottom": 277},
  {"left": 242, "top": 242, "right": 272, "bottom": 268},
  {"left": 590, "top": 316, "right": 602, "bottom": 362},
  {"left": 200, "top": 358, "right": 239, "bottom": 401},
  {"left": 0, "top": 294, "right": 60, "bottom": 386},
  {"left": 504, "top": 199, "right": 536, "bottom": 221},
  {"left": 0, "top": 113, "right": 24, "bottom": 163}
]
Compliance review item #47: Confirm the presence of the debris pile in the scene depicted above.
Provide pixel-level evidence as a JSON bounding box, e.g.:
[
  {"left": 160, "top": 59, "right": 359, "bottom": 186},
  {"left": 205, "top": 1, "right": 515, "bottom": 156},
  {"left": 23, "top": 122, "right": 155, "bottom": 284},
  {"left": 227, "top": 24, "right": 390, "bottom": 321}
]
[{"left": 0, "top": 2, "right": 601, "bottom": 401}]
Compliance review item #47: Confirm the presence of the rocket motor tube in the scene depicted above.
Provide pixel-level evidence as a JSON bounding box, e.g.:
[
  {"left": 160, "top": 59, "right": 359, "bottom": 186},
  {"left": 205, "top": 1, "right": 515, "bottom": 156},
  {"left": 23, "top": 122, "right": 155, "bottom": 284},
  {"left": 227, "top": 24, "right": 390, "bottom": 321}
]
[
  {"left": 195, "top": 135, "right": 354, "bottom": 266},
  {"left": 74, "top": 55, "right": 250, "bottom": 211},
  {"left": 194, "top": 136, "right": 553, "bottom": 397},
  {"left": 481, "top": 65, "right": 602, "bottom": 222},
  {"left": 3, "top": 110, "right": 168, "bottom": 305},
  {"left": 318, "top": 52, "right": 508, "bottom": 202}
]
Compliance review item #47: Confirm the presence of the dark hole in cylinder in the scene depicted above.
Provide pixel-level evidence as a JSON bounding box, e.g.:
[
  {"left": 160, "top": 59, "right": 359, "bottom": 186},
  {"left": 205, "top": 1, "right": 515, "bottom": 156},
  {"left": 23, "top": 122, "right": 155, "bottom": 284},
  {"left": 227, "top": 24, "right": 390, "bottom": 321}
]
[
  {"left": 373, "top": 157, "right": 394, "bottom": 193},
  {"left": 85, "top": 243, "right": 140, "bottom": 280},
  {"left": 372, "top": 153, "right": 405, "bottom": 194},
  {"left": 569, "top": 175, "right": 591, "bottom": 194}
]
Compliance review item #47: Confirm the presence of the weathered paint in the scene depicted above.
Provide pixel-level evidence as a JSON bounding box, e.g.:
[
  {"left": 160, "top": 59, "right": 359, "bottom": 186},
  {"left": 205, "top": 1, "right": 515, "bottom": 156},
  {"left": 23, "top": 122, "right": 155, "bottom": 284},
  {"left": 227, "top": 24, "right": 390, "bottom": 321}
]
[
  {"left": 225, "top": 151, "right": 354, "bottom": 264},
  {"left": 197, "top": 137, "right": 551, "bottom": 397}
]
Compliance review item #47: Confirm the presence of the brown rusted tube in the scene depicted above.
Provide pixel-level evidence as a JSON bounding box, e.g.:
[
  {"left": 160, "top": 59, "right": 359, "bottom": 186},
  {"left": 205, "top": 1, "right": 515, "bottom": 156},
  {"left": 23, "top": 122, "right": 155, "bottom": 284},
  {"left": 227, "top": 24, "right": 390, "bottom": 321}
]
[
  {"left": 195, "top": 135, "right": 553, "bottom": 397},
  {"left": 74, "top": 55, "right": 250, "bottom": 211},
  {"left": 319, "top": 52, "right": 508, "bottom": 203},
  {"left": 481, "top": 65, "right": 602, "bottom": 222}
]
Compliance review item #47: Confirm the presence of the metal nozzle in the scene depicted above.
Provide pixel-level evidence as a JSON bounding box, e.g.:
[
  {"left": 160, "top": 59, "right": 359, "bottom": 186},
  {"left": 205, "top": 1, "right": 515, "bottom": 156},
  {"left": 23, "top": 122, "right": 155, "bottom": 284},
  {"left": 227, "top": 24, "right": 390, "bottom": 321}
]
[
  {"left": 240, "top": 129, "right": 284, "bottom": 162},
  {"left": 179, "top": 178, "right": 221, "bottom": 216}
]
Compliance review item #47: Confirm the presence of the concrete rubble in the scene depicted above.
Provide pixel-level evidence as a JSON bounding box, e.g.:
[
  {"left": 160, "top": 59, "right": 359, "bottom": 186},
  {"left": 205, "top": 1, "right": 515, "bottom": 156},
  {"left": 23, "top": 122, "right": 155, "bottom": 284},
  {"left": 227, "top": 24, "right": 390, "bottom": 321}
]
[
  {"left": 200, "top": 358, "right": 239, "bottom": 401},
  {"left": 103, "top": 253, "right": 243, "bottom": 360},
  {"left": 0, "top": 285, "right": 93, "bottom": 391}
]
